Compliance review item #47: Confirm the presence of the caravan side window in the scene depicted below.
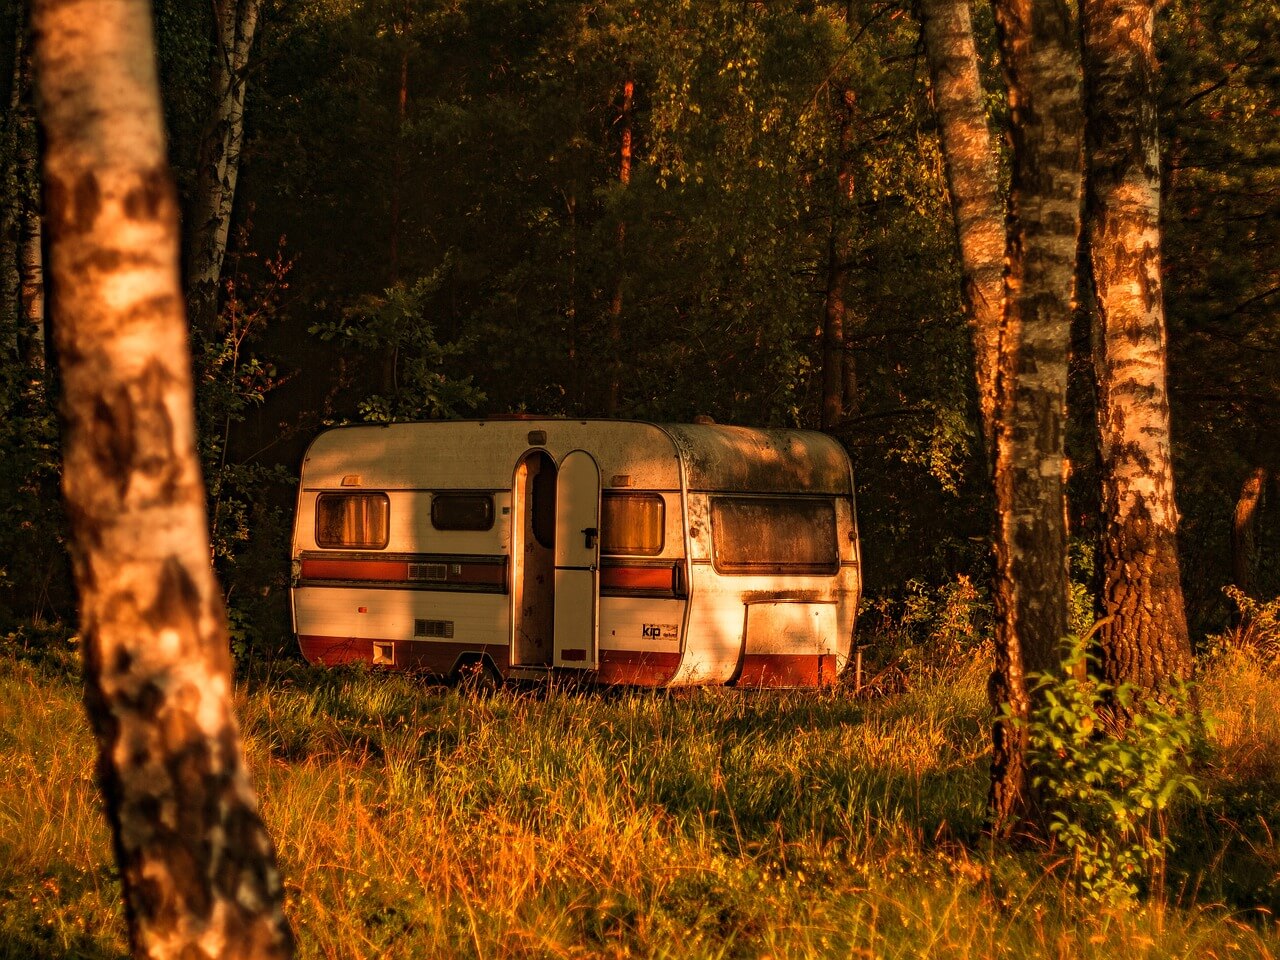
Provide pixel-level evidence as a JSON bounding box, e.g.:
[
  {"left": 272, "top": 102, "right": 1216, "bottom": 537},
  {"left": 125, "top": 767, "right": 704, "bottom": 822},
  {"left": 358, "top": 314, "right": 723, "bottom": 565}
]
[
  {"left": 315, "top": 493, "right": 390, "bottom": 549},
  {"left": 710, "top": 497, "right": 838, "bottom": 575},
  {"left": 601, "top": 493, "right": 664, "bottom": 556},
  {"left": 431, "top": 493, "right": 494, "bottom": 531}
]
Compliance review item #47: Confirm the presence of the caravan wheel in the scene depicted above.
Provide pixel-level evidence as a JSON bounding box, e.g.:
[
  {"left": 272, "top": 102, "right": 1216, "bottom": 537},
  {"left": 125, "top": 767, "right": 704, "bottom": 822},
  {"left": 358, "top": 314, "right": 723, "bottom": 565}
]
[{"left": 452, "top": 654, "right": 502, "bottom": 696}]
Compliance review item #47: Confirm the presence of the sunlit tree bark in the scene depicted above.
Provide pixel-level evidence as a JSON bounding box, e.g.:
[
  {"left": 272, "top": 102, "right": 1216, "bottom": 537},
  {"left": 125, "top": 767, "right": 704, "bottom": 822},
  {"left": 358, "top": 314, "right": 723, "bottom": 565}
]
[
  {"left": 1232, "top": 465, "right": 1269, "bottom": 595},
  {"left": 988, "top": 0, "right": 1085, "bottom": 831},
  {"left": 919, "top": 0, "right": 1006, "bottom": 459},
  {"left": 31, "top": 0, "right": 293, "bottom": 956},
  {"left": 186, "top": 0, "right": 262, "bottom": 336},
  {"left": 1083, "top": 0, "right": 1192, "bottom": 691}
]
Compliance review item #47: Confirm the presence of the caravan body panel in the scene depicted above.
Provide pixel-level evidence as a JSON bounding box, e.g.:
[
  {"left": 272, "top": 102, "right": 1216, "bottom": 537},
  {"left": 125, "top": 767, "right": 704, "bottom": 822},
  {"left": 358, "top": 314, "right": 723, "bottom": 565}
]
[{"left": 291, "top": 419, "right": 860, "bottom": 688}]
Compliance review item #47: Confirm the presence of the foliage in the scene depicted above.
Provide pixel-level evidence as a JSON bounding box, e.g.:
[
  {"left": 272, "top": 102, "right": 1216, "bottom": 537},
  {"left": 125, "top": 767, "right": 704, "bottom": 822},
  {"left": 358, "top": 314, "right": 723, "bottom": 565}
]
[
  {"left": 1027, "top": 639, "right": 1204, "bottom": 903},
  {"left": 0, "top": 365, "right": 68, "bottom": 627},
  {"left": 308, "top": 266, "right": 485, "bottom": 423},
  {"left": 860, "top": 574, "right": 992, "bottom": 681},
  {"left": 1207, "top": 586, "right": 1280, "bottom": 666}
]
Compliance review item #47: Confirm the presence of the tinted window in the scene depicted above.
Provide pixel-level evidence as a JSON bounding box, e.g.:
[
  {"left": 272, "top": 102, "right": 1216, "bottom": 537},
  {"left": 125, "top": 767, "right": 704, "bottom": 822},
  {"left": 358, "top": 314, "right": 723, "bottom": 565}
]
[
  {"left": 431, "top": 494, "right": 494, "bottom": 531},
  {"left": 710, "top": 497, "right": 838, "bottom": 575},
  {"left": 315, "top": 493, "right": 390, "bottom": 549},
  {"left": 601, "top": 493, "right": 664, "bottom": 556}
]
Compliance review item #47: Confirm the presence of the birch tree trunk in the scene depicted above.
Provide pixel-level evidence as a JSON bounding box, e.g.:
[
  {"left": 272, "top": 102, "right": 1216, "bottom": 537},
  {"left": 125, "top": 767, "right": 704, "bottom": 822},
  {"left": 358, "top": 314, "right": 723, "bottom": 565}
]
[
  {"left": 186, "top": 0, "right": 263, "bottom": 336},
  {"left": 8, "top": 10, "right": 45, "bottom": 368},
  {"left": 31, "top": 0, "right": 294, "bottom": 956},
  {"left": 18, "top": 193, "right": 43, "bottom": 369},
  {"left": 919, "top": 0, "right": 1006, "bottom": 459},
  {"left": 821, "top": 87, "right": 856, "bottom": 432},
  {"left": 988, "top": 0, "right": 1085, "bottom": 831},
  {"left": 1, "top": 14, "right": 25, "bottom": 351},
  {"left": 1083, "top": 0, "right": 1192, "bottom": 691}
]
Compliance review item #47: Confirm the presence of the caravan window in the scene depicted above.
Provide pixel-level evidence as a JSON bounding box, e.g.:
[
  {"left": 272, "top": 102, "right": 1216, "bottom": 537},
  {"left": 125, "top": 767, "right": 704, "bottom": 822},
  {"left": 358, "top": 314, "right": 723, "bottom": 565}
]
[
  {"left": 601, "top": 493, "right": 664, "bottom": 556},
  {"left": 710, "top": 497, "right": 838, "bottom": 575},
  {"left": 315, "top": 493, "right": 390, "bottom": 549},
  {"left": 431, "top": 494, "right": 494, "bottom": 531}
]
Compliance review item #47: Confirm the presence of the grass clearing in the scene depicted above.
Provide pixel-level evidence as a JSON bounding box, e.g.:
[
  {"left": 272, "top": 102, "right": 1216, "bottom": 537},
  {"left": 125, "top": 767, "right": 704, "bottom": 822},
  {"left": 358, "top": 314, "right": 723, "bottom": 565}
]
[{"left": 1, "top": 645, "right": 1278, "bottom": 958}]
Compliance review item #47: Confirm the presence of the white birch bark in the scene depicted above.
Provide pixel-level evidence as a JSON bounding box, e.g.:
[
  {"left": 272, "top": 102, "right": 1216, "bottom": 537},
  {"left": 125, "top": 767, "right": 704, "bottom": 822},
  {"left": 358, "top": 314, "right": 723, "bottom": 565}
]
[
  {"left": 919, "top": 0, "right": 1006, "bottom": 460},
  {"left": 186, "top": 0, "right": 263, "bottom": 335},
  {"left": 30, "top": 0, "right": 293, "bottom": 955},
  {"left": 1084, "top": 0, "right": 1192, "bottom": 690},
  {"left": 989, "top": 0, "right": 1085, "bottom": 831}
]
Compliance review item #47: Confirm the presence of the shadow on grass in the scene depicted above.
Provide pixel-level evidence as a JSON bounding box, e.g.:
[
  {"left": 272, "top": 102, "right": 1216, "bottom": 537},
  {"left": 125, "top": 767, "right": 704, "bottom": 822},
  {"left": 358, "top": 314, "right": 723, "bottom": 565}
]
[{"left": 0, "top": 931, "right": 126, "bottom": 960}]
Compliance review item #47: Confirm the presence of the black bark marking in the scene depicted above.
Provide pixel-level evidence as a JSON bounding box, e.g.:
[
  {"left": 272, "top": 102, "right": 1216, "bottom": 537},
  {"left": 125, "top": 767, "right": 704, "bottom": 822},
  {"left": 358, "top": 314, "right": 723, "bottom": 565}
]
[
  {"left": 124, "top": 166, "right": 178, "bottom": 223},
  {"left": 90, "top": 389, "right": 135, "bottom": 502},
  {"left": 71, "top": 171, "right": 103, "bottom": 234}
]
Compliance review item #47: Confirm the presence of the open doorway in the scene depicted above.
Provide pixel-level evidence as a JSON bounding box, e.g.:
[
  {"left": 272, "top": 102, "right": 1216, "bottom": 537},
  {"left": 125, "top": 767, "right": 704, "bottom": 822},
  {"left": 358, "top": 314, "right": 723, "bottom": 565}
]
[{"left": 511, "top": 450, "right": 556, "bottom": 666}]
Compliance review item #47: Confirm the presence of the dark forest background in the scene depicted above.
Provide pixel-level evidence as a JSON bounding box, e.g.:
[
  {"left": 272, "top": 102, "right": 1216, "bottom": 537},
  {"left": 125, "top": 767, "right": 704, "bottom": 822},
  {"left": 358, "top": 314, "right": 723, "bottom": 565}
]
[{"left": 0, "top": 0, "right": 1276, "bottom": 645}]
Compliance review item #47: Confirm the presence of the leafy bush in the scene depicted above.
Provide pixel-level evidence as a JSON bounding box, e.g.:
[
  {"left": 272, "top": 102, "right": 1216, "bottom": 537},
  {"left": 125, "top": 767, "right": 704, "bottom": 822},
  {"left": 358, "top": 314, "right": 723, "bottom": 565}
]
[
  {"left": 1210, "top": 586, "right": 1280, "bottom": 666},
  {"left": 1027, "top": 639, "right": 1203, "bottom": 903}
]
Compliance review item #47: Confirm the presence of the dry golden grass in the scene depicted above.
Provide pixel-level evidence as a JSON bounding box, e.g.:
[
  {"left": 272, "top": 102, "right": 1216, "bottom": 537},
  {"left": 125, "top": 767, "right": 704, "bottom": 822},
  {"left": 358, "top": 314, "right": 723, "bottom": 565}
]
[{"left": 0, "top": 647, "right": 1277, "bottom": 958}]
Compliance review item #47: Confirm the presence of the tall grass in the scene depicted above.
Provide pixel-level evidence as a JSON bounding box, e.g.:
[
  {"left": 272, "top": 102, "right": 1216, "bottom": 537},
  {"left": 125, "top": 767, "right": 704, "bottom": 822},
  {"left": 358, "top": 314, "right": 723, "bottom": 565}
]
[{"left": 0, "top": 645, "right": 1277, "bottom": 959}]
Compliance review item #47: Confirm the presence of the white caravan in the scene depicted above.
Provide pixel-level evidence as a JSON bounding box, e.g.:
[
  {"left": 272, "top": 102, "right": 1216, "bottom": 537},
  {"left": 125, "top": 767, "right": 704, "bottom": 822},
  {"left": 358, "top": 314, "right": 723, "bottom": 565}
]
[{"left": 290, "top": 419, "right": 861, "bottom": 688}]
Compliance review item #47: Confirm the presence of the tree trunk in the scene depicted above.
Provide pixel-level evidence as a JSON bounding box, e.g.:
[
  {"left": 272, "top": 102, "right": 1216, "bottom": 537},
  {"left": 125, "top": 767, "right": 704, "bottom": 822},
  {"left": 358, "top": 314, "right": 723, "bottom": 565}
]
[
  {"left": 18, "top": 191, "right": 43, "bottom": 369},
  {"left": 919, "top": 0, "right": 1006, "bottom": 461},
  {"left": 1, "top": 12, "right": 25, "bottom": 351},
  {"left": 30, "top": 0, "right": 294, "bottom": 956},
  {"left": 390, "top": 39, "right": 408, "bottom": 285},
  {"left": 605, "top": 78, "right": 632, "bottom": 418},
  {"left": 821, "top": 87, "right": 856, "bottom": 432},
  {"left": 9, "top": 9, "right": 44, "bottom": 369},
  {"left": 988, "top": 0, "right": 1085, "bottom": 832},
  {"left": 1083, "top": 0, "right": 1192, "bottom": 691},
  {"left": 186, "top": 0, "right": 263, "bottom": 336},
  {"left": 1232, "top": 466, "right": 1269, "bottom": 595}
]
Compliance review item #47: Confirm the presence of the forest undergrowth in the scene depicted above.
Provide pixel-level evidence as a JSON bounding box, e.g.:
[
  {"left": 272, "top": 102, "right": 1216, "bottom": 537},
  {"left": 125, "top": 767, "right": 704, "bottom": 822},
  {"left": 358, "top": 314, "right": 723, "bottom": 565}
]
[{"left": 2, "top": 617, "right": 1279, "bottom": 960}]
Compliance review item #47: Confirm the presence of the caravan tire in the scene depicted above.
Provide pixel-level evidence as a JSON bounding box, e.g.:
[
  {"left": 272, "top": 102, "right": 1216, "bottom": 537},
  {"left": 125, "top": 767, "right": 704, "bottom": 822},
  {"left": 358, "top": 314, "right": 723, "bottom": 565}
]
[{"left": 452, "top": 655, "right": 502, "bottom": 696}]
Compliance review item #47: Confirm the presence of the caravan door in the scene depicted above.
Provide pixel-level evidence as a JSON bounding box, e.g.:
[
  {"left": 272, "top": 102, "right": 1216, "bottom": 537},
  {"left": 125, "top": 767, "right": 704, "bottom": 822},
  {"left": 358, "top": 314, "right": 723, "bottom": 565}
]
[{"left": 553, "top": 450, "right": 601, "bottom": 669}]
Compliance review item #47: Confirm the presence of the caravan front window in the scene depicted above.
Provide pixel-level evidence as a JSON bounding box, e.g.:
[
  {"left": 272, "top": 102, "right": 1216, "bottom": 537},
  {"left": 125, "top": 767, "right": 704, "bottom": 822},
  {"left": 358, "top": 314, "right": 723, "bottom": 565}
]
[
  {"left": 601, "top": 493, "right": 664, "bottom": 556},
  {"left": 710, "top": 497, "right": 838, "bottom": 575},
  {"left": 315, "top": 493, "right": 390, "bottom": 549}
]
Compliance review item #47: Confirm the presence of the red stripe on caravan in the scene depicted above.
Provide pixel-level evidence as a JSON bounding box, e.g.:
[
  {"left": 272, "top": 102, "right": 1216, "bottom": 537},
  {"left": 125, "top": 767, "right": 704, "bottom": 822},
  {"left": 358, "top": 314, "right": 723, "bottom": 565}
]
[
  {"left": 596, "top": 650, "right": 681, "bottom": 687},
  {"left": 300, "top": 558, "right": 407, "bottom": 581},
  {"left": 297, "top": 635, "right": 511, "bottom": 674},
  {"left": 733, "top": 653, "right": 840, "bottom": 689},
  {"left": 298, "top": 555, "right": 507, "bottom": 588},
  {"left": 599, "top": 565, "right": 675, "bottom": 592}
]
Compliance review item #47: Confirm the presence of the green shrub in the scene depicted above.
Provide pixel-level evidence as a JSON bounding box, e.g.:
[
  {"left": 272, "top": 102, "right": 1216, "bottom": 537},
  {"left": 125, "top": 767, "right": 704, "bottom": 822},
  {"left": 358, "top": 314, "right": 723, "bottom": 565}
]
[{"left": 1027, "top": 639, "right": 1203, "bottom": 904}]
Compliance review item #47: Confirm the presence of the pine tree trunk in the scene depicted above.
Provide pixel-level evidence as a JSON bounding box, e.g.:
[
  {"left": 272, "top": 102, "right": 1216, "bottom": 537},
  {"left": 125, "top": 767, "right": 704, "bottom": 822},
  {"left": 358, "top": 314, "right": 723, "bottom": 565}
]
[
  {"left": 919, "top": 0, "right": 1006, "bottom": 460},
  {"left": 988, "top": 0, "right": 1085, "bottom": 832},
  {"left": 31, "top": 0, "right": 294, "bottom": 956},
  {"left": 186, "top": 0, "right": 262, "bottom": 336},
  {"left": 821, "top": 88, "right": 856, "bottom": 433},
  {"left": 390, "top": 39, "right": 408, "bottom": 285},
  {"left": 1083, "top": 0, "right": 1192, "bottom": 691},
  {"left": 605, "top": 78, "right": 632, "bottom": 418}
]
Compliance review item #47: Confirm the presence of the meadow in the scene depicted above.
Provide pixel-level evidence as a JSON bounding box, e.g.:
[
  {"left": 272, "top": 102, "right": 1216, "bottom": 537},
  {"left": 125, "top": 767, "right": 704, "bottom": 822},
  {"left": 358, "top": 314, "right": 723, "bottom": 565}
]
[{"left": 2, "top": 631, "right": 1279, "bottom": 959}]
